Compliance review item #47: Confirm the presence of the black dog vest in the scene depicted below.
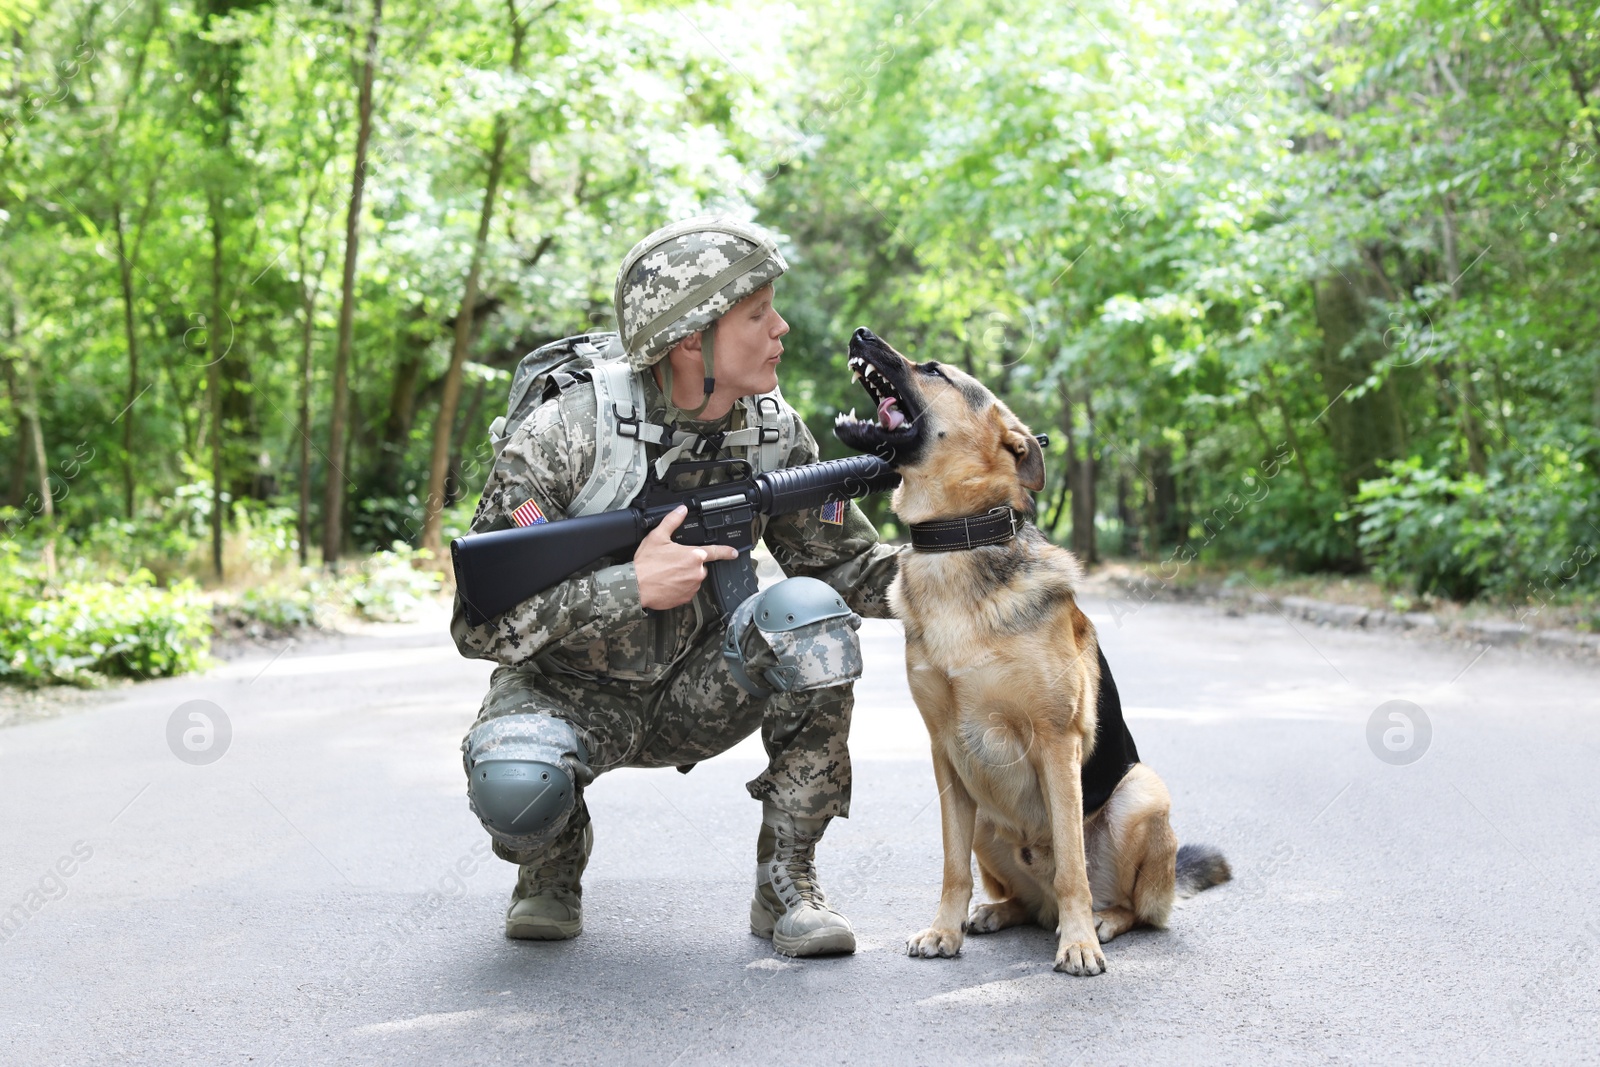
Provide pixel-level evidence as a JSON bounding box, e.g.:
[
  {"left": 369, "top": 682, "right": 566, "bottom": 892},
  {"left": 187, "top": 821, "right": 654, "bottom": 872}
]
[{"left": 1082, "top": 647, "right": 1139, "bottom": 815}]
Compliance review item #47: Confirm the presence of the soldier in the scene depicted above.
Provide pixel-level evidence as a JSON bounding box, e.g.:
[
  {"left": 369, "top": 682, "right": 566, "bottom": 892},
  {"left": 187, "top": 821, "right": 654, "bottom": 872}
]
[{"left": 451, "top": 217, "right": 899, "bottom": 957}]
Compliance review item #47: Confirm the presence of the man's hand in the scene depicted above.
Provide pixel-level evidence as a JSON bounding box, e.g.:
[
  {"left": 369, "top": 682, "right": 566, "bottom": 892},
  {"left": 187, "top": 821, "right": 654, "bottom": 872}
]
[{"left": 635, "top": 505, "right": 740, "bottom": 611}]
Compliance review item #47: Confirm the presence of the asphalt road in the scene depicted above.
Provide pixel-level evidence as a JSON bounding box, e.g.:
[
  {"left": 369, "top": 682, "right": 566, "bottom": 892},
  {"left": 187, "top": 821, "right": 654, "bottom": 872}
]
[{"left": 2, "top": 591, "right": 1598, "bottom": 1065}]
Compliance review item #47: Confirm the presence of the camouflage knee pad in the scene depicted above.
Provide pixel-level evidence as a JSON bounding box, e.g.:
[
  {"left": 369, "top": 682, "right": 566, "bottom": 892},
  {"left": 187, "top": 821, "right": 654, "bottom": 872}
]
[
  {"left": 722, "top": 577, "right": 863, "bottom": 698},
  {"left": 462, "top": 712, "right": 592, "bottom": 855}
]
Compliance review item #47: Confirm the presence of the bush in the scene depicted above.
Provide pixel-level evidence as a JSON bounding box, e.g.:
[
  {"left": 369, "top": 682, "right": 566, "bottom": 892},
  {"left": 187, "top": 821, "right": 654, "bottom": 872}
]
[
  {"left": 211, "top": 546, "right": 445, "bottom": 634},
  {"left": 212, "top": 583, "right": 323, "bottom": 638},
  {"left": 1354, "top": 453, "right": 1598, "bottom": 603},
  {"left": 1353, "top": 458, "right": 1501, "bottom": 600},
  {"left": 351, "top": 492, "right": 423, "bottom": 553},
  {"left": 0, "top": 544, "right": 211, "bottom": 686},
  {"left": 1, "top": 527, "right": 447, "bottom": 687},
  {"left": 339, "top": 545, "right": 443, "bottom": 622},
  {"left": 229, "top": 500, "right": 302, "bottom": 574}
]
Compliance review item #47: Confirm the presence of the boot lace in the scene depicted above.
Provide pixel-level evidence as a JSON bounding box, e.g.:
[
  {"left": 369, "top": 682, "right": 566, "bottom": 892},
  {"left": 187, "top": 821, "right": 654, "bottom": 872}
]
[
  {"left": 522, "top": 859, "right": 577, "bottom": 898},
  {"left": 521, "top": 836, "right": 583, "bottom": 900},
  {"left": 770, "top": 824, "right": 829, "bottom": 909}
]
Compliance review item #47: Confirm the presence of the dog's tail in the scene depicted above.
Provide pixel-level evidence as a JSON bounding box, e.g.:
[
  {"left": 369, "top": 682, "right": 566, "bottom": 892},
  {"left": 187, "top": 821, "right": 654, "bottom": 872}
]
[{"left": 1174, "top": 843, "right": 1232, "bottom": 899}]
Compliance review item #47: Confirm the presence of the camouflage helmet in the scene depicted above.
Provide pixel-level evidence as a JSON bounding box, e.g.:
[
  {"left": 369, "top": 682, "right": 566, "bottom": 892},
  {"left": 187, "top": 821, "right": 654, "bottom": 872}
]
[{"left": 613, "top": 216, "right": 788, "bottom": 369}]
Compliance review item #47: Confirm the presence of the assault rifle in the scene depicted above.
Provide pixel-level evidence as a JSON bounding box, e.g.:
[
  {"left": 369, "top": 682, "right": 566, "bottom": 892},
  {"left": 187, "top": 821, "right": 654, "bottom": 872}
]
[{"left": 452, "top": 453, "right": 901, "bottom": 627}]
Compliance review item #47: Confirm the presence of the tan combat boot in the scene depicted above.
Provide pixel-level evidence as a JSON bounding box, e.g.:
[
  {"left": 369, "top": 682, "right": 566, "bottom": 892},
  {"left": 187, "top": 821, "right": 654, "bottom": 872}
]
[
  {"left": 506, "top": 821, "right": 591, "bottom": 940},
  {"left": 749, "top": 802, "right": 856, "bottom": 957}
]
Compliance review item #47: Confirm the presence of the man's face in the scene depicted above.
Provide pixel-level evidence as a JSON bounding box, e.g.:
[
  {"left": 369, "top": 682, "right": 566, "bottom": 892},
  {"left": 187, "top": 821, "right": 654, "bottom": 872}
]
[{"left": 711, "top": 284, "right": 789, "bottom": 397}]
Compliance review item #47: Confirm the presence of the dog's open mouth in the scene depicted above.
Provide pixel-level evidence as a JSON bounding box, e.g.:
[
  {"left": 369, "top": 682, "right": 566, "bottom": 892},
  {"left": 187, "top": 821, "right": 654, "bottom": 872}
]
[
  {"left": 849, "top": 358, "right": 910, "bottom": 431},
  {"left": 834, "top": 328, "right": 922, "bottom": 460}
]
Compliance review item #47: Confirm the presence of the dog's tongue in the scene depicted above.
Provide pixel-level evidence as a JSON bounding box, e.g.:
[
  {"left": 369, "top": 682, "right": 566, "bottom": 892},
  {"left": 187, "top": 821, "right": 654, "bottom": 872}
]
[{"left": 877, "top": 396, "right": 906, "bottom": 431}]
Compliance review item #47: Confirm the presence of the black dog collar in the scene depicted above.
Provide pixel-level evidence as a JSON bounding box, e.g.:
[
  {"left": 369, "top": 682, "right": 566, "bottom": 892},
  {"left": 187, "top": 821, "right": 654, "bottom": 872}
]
[{"left": 908, "top": 507, "right": 1024, "bottom": 552}]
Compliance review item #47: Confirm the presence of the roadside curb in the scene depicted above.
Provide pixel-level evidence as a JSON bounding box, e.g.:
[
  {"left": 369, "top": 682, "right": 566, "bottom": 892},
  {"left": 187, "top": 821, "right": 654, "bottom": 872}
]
[{"left": 1100, "top": 578, "right": 1600, "bottom": 658}]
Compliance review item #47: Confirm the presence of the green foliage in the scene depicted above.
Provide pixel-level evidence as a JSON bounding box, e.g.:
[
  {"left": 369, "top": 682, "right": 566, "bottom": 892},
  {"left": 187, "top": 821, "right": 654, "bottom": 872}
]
[
  {"left": 0, "top": 545, "right": 211, "bottom": 686},
  {"left": 764, "top": 0, "right": 1600, "bottom": 595},
  {"left": 2, "top": 0, "right": 1596, "bottom": 618},
  {"left": 338, "top": 545, "right": 444, "bottom": 622},
  {"left": 211, "top": 547, "right": 446, "bottom": 636},
  {"left": 0, "top": 0, "right": 783, "bottom": 561},
  {"left": 1354, "top": 459, "right": 1504, "bottom": 601},
  {"left": 213, "top": 584, "right": 323, "bottom": 637},
  {"left": 1355, "top": 454, "right": 1600, "bottom": 602}
]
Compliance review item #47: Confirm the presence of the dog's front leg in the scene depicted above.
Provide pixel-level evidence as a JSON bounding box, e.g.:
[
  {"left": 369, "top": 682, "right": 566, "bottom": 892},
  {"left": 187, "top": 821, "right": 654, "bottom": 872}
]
[
  {"left": 1039, "top": 733, "right": 1105, "bottom": 975},
  {"left": 906, "top": 748, "right": 977, "bottom": 959}
]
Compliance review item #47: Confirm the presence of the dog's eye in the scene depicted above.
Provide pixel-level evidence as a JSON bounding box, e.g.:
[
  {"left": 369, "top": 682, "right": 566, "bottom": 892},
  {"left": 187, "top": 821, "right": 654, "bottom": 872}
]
[{"left": 919, "top": 362, "right": 947, "bottom": 380}]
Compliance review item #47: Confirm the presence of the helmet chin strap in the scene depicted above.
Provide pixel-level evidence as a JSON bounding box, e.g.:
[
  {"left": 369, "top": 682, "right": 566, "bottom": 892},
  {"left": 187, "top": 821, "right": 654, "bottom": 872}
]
[{"left": 662, "top": 321, "right": 717, "bottom": 421}]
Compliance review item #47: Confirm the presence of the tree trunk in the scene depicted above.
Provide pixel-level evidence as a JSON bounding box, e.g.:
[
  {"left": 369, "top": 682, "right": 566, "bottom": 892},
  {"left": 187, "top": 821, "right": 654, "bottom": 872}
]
[
  {"left": 20, "top": 355, "right": 56, "bottom": 579},
  {"left": 1260, "top": 365, "right": 1316, "bottom": 495},
  {"left": 323, "top": 0, "right": 383, "bottom": 567},
  {"left": 1070, "top": 391, "right": 1097, "bottom": 565},
  {"left": 420, "top": 117, "right": 510, "bottom": 555},
  {"left": 448, "top": 376, "right": 488, "bottom": 505},
  {"left": 298, "top": 276, "right": 319, "bottom": 567},
  {"left": 1, "top": 358, "right": 26, "bottom": 508},
  {"left": 112, "top": 203, "right": 141, "bottom": 520},
  {"left": 1438, "top": 201, "right": 1489, "bottom": 475},
  {"left": 208, "top": 194, "right": 226, "bottom": 580},
  {"left": 1310, "top": 271, "right": 1408, "bottom": 494},
  {"left": 1115, "top": 472, "right": 1132, "bottom": 556},
  {"left": 1143, "top": 445, "right": 1179, "bottom": 555},
  {"left": 289, "top": 156, "right": 330, "bottom": 568},
  {"left": 162, "top": 348, "right": 199, "bottom": 459},
  {"left": 1051, "top": 383, "right": 1076, "bottom": 539},
  {"left": 1044, "top": 465, "right": 1071, "bottom": 537},
  {"left": 367, "top": 306, "right": 430, "bottom": 503},
  {"left": 420, "top": 1, "right": 530, "bottom": 555}
]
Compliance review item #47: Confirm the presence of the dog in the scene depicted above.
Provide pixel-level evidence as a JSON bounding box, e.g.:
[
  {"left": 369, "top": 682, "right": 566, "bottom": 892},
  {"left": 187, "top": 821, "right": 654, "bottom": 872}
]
[{"left": 834, "top": 327, "right": 1230, "bottom": 975}]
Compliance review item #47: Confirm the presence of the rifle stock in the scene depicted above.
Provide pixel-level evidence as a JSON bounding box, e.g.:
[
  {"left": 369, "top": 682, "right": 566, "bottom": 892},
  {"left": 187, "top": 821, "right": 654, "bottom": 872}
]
[
  {"left": 452, "top": 508, "right": 643, "bottom": 627},
  {"left": 451, "top": 453, "right": 899, "bottom": 628}
]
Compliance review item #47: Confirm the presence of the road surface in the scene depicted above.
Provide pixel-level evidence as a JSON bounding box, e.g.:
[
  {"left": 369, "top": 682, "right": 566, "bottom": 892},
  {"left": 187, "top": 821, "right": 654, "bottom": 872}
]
[{"left": 2, "top": 592, "right": 1597, "bottom": 1064}]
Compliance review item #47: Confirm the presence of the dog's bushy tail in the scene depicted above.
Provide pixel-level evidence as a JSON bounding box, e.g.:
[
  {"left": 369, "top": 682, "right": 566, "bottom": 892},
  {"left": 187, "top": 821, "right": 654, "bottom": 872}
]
[{"left": 1174, "top": 843, "right": 1232, "bottom": 899}]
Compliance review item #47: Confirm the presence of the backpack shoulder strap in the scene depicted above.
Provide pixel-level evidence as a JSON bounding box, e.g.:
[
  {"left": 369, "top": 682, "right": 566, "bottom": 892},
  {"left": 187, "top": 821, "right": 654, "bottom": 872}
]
[
  {"left": 733, "top": 387, "right": 796, "bottom": 473},
  {"left": 567, "top": 361, "right": 673, "bottom": 517}
]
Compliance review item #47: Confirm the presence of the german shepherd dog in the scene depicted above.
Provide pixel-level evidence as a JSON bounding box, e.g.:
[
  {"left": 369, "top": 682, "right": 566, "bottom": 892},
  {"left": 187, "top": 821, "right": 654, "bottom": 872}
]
[{"left": 834, "top": 327, "right": 1229, "bottom": 975}]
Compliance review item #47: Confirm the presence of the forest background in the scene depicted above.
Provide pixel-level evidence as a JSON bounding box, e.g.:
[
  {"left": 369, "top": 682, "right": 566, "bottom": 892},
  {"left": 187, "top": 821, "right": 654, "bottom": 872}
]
[{"left": 2, "top": 0, "right": 1597, "bottom": 685}]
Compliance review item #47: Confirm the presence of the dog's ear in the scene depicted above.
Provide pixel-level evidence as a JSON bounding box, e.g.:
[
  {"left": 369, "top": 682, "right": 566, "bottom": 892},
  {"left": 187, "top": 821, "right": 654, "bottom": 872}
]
[{"left": 1004, "top": 429, "right": 1046, "bottom": 491}]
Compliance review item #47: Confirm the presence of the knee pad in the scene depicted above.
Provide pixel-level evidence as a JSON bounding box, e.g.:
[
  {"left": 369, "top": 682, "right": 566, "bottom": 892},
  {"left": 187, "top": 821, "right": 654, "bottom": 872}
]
[
  {"left": 462, "top": 713, "right": 590, "bottom": 854},
  {"left": 722, "top": 576, "right": 863, "bottom": 697}
]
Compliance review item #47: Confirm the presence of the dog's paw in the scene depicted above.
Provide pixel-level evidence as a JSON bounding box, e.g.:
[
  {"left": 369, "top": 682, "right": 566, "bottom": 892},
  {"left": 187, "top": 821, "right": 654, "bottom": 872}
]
[
  {"left": 966, "top": 900, "right": 1025, "bottom": 935},
  {"left": 1093, "top": 907, "right": 1136, "bottom": 944},
  {"left": 906, "top": 926, "right": 963, "bottom": 959},
  {"left": 965, "top": 905, "right": 1005, "bottom": 935},
  {"left": 1054, "top": 938, "right": 1106, "bottom": 976}
]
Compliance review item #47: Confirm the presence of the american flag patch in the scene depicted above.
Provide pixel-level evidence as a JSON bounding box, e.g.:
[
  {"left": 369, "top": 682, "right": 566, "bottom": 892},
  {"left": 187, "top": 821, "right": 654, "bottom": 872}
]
[
  {"left": 510, "top": 496, "right": 548, "bottom": 527},
  {"left": 820, "top": 499, "right": 846, "bottom": 526}
]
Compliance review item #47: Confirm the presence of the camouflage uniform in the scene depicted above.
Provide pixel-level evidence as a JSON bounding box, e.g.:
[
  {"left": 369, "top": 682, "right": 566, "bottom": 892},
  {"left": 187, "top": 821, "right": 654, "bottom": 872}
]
[{"left": 451, "top": 367, "right": 899, "bottom": 864}]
